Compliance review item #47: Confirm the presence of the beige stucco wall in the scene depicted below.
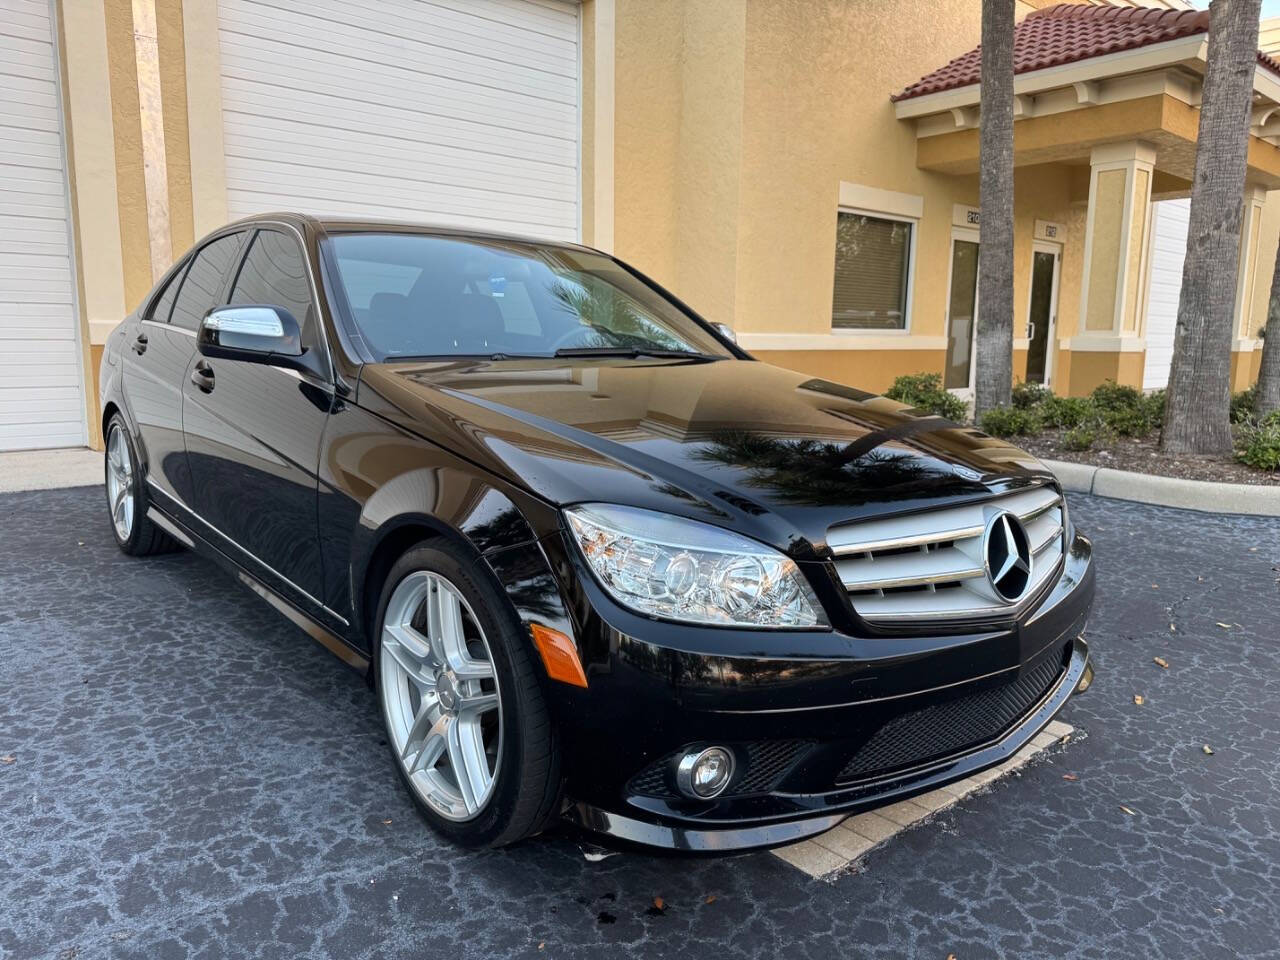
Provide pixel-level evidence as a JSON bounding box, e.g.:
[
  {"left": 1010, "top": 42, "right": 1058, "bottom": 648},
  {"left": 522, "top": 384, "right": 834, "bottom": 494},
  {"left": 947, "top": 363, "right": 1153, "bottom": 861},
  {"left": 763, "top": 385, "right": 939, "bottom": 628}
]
[{"left": 611, "top": 0, "right": 1103, "bottom": 394}]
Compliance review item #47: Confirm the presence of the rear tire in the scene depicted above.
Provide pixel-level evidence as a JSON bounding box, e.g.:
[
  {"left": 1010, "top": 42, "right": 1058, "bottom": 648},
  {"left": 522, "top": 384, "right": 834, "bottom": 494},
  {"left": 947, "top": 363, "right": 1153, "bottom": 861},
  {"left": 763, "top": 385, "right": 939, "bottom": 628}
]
[
  {"left": 373, "top": 541, "right": 561, "bottom": 848},
  {"left": 104, "top": 414, "right": 179, "bottom": 556}
]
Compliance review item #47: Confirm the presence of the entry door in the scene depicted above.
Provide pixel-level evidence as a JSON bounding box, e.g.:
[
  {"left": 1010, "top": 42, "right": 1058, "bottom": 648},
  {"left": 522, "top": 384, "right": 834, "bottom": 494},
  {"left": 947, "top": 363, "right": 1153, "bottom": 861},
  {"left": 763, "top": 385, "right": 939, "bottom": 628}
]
[
  {"left": 944, "top": 230, "right": 980, "bottom": 392},
  {"left": 1025, "top": 242, "right": 1061, "bottom": 387}
]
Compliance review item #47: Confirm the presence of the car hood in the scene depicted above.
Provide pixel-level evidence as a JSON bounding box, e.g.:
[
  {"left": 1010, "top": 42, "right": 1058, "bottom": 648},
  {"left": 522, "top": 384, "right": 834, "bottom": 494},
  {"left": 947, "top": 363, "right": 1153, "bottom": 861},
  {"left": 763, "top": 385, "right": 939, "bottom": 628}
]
[{"left": 358, "top": 358, "right": 1053, "bottom": 559}]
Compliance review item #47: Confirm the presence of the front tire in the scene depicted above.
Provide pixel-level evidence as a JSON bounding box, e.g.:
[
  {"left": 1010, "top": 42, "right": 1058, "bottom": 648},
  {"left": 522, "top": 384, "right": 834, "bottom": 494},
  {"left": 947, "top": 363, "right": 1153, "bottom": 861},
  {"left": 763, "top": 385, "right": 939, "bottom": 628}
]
[
  {"left": 373, "top": 541, "right": 561, "bottom": 848},
  {"left": 104, "top": 414, "right": 179, "bottom": 556}
]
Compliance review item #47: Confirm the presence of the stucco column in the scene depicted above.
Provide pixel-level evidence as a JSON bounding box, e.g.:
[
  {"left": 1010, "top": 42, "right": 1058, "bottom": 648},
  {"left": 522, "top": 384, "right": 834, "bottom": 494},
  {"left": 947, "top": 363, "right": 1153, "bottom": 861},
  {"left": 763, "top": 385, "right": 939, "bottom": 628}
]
[
  {"left": 1230, "top": 185, "right": 1267, "bottom": 391},
  {"left": 1066, "top": 140, "right": 1156, "bottom": 393}
]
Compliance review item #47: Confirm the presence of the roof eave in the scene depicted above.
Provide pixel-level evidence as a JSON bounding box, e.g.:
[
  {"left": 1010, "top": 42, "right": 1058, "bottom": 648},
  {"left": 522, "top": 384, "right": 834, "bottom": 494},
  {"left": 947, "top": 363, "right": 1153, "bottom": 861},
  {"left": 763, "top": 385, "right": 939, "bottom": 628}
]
[{"left": 893, "top": 32, "right": 1207, "bottom": 119}]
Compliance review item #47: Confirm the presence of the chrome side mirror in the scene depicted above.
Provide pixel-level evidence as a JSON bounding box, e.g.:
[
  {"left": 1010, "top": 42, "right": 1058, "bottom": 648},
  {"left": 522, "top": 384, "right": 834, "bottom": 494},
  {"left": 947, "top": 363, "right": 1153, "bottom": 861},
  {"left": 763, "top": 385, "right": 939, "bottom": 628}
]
[
  {"left": 199, "top": 305, "right": 302, "bottom": 357},
  {"left": 196, "top": 305, "right": 326, "bottom": 379},
  {"left": 713, "top": 322, "right": 737, "bottom": 344}
]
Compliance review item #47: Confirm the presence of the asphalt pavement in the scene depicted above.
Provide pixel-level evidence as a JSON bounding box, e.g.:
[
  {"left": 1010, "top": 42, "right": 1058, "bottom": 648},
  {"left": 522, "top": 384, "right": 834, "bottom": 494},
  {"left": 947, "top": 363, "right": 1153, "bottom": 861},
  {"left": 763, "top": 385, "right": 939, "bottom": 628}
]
[{"left": 2, "top": 486, "right": 1278, "bottom": 959}]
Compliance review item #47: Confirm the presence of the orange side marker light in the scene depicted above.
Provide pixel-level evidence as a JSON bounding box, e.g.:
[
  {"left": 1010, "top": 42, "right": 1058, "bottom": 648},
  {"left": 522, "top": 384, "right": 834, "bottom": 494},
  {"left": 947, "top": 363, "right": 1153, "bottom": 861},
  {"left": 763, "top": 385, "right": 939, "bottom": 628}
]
[{"left": 530, "top": 623, "right": 588, "bottom": 688}]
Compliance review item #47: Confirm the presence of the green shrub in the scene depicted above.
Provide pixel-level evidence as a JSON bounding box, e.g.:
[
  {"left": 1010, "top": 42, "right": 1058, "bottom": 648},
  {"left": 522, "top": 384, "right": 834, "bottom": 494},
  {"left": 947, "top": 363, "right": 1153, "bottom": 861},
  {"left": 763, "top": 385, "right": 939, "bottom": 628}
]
[
  {"left": 1061, "top": 425, "right": 1098, "bottom": 451},
  {"left": 1102, "top": 404, "right": 1155, "bottom": 438},
  {"left": 1143, "top": 388, "right": 1166, "bottom": 423},
  {"left": 1231, "top": 385, "right": 1258, "bottom": 424},
  {"left": 1236, "top": 417, "right": 1280, "bottom": 471},
  {"left": 1040, "top": 394, "right": 1094, "bottom": 429},
  {"left": 885, "top": 372, "right": 968, "bottom": 421},
  {"left": 1011, "top": 381, "right": 1052, "bottom": 410},
  {"left": 1089, "top": 380, "right": 1144, "bottom": 413},
  {"left": 980, "top": 405, "right": 1042, "bottom": 438}
]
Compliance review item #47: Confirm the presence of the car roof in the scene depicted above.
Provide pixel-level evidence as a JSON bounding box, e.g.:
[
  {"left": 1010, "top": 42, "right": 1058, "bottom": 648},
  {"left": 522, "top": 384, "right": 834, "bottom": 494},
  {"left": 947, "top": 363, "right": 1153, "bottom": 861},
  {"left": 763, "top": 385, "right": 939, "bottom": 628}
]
[{"left": 221, "top": 212, "right": 596, "bottom": 255}]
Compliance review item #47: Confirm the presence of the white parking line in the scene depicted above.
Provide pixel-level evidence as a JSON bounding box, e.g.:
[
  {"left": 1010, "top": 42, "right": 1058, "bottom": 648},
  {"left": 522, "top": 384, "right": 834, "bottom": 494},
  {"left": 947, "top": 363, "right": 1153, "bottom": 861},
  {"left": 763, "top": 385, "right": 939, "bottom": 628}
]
[{"left": 772, "top": 720, "right": 1076, "bottom": 879}]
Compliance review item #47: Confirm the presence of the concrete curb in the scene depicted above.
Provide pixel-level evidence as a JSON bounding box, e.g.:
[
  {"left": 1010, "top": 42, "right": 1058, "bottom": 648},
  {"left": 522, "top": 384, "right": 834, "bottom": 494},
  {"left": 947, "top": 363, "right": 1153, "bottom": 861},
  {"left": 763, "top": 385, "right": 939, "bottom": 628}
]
[{"left": 1042, "top": 458, "right": 1280, "bottom": 517}]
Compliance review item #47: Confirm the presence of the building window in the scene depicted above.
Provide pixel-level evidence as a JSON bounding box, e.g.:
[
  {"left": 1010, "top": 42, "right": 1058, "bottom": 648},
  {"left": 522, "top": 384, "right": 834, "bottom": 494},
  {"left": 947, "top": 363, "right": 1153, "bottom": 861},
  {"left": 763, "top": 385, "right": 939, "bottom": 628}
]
[{"left": 832, "top": 211, "right": 913, "bottom": 330}]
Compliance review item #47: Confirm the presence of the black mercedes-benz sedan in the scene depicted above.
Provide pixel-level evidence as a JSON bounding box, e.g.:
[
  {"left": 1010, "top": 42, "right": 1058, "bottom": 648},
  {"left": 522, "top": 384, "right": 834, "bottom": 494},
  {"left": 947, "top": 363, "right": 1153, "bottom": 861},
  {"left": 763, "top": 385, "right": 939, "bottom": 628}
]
[{"left": 98, "top": 214, "right": 1094, "bottom": 851}]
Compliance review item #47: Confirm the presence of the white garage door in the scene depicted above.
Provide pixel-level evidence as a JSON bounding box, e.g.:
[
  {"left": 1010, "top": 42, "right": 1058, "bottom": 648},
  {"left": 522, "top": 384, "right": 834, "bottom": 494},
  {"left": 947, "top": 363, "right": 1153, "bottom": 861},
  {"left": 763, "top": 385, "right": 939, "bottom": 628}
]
[
  {"left": 0, "top": 0, "right": 85, "bottom": 451},
  {"left": 1142, "top": 198, "right": 1190, "bottom": 390},
  {"left": 217, "top": 0, "right": 580, "bottom": 242}
]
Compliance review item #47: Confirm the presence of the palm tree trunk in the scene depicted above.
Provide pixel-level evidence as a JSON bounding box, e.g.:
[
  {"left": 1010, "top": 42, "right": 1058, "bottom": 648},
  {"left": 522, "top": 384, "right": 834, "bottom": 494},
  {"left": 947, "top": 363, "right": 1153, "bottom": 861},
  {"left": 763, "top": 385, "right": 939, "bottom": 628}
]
[
  {"left": 1162, "top": 0, "right": 1262, "bottom": 454},
  {"left": 1255, "top": 244, "right": 1280, "bottom": 416},
  {"left": 975, "top": 0, "right": 1015, "bottom": 419}
]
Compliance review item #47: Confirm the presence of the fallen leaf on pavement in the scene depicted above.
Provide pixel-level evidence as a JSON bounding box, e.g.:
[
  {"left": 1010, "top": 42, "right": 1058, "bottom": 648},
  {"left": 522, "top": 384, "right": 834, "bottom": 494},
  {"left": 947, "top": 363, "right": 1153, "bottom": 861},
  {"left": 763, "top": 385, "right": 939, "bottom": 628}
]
[
  {"left": 1133, "top": 694, "right": 1144, "bottom": 706},
  {"left": 1120, "top": 805, "right": 1137, "bottom": 816},
  {"left": 1153, "top": 657, "right": 1169, "bottom": 669},
  {"left": 1170, "top": 623, "right": 1177, "bottom": 632},
  {"left": 653, "top": 896, "right": 664, "bottom": 911},
  {"left": 1202, "top": 745, "right": 1214, "bottom": 755},
  {"left": 1062, "top": 773, "right": 1078, "bottom": 781},
  {"left": 705, "top": 895, "right": 716, "bottom": 904},
  {"left": 1216, "top": 623, "right": 1231, "bottom": 630},
  {"left": 538, "top": 943, "right": 545, "bottom": 951},
  {"left": 381, "top": 819, "right": 392, "bottom": 825},
  {"left": 0, "top": 755, "right": 14, "bottom": 764}
]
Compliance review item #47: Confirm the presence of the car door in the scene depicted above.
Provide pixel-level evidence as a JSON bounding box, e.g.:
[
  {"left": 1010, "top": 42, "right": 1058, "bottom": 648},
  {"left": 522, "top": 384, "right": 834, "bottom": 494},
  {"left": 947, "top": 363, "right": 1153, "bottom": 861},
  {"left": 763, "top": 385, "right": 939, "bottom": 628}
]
[
  {"left": 123, "top": 232, "right": 245, "bottom": 507},
  {"left": 181, "top": 227, "right": 333, "bottom": 613}
]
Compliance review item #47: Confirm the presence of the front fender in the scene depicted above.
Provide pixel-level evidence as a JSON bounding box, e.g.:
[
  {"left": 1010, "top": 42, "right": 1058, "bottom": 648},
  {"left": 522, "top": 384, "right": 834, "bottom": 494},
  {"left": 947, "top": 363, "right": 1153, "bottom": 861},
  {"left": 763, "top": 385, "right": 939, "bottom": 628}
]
[{"left": 345, "top": 462, "right": 561, "bottom": 648}]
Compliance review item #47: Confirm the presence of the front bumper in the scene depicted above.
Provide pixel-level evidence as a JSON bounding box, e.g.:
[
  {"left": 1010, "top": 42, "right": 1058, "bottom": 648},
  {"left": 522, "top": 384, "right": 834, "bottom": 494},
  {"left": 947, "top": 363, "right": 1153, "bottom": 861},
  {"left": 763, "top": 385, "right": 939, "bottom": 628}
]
[
  {"left": 501, "top": 530, "right": 1095, "bottom": 852},
  {"left": 568, "top": 635, "right": 1089, "bottom": 851}
]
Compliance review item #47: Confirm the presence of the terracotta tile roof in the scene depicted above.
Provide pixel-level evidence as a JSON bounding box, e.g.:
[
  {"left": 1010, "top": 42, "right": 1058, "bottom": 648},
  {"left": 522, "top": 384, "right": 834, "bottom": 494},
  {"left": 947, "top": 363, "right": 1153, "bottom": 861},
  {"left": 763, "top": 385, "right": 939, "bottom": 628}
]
[{"left": 893, "top": 3, "right": 1280, "bottom": 102}]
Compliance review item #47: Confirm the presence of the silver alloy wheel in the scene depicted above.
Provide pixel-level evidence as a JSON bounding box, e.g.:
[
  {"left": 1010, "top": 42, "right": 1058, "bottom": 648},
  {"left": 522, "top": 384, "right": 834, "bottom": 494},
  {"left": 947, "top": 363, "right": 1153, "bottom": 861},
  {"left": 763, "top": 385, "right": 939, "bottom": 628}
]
[
  {"left": 379, "top": 570, "right": 503, "bottom": 821},
  {"left": 105, "top": 423, "right": 135, "bottom": 541}
]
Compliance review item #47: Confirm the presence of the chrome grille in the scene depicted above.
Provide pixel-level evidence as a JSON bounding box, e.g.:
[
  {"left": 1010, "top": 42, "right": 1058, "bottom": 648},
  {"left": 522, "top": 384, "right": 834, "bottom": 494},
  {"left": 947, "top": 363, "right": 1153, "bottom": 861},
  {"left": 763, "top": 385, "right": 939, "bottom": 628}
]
[{"left": 829, "top": 484, "right": 1066, "bottom": 623}]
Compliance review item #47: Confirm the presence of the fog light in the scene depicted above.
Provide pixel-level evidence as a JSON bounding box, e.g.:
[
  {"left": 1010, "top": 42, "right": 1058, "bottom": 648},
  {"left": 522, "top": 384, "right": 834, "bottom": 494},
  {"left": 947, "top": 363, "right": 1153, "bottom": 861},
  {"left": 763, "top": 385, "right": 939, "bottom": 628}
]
[
  {"left": 676, "top": 746, "right": 735, "bottom": 799},
  {"left": 1076, "top": 662, "right": 1094, "bottom": 694}
]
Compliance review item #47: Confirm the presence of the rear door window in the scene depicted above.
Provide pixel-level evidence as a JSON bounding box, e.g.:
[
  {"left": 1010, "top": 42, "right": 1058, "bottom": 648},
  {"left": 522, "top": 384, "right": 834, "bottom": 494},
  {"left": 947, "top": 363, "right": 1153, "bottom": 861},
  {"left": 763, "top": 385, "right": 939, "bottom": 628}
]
[
  {"left": 169, "top": 232, "right": 246, "bottom": 330},
  {"left": 146, "top": 260, "right": 187, "bottom": 323}
]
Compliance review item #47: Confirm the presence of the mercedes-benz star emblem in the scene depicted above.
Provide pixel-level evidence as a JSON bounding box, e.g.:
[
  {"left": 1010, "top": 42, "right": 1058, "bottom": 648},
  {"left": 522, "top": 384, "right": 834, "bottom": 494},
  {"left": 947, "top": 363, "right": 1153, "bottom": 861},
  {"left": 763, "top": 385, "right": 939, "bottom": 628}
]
[{"left": 984, "top": 511, "right": 1032, "bottom": 602}]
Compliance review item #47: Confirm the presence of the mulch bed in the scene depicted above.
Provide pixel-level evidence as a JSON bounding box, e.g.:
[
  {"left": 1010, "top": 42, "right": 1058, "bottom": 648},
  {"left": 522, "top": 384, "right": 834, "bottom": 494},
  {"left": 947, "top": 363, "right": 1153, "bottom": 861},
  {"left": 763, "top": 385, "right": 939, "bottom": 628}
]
[{"left": 1020, "top": 428, "right": 1280, "bottom": 487}]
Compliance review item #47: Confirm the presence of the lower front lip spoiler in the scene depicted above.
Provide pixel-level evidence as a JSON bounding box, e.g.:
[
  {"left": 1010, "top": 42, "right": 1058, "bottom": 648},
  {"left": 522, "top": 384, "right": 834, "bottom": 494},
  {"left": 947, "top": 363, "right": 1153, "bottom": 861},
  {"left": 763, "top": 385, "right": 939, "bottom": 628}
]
[{"left": 566, "top": 635, "right": 1091, "bottom": 853}]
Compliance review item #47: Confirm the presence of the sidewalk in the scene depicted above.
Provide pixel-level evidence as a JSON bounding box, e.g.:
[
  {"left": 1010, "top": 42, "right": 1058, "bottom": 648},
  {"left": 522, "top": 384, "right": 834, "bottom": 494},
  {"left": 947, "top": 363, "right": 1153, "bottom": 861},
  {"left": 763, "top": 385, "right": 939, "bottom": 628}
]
[{"left": 0, "top": 448, "right": 103, "bottom": 494}]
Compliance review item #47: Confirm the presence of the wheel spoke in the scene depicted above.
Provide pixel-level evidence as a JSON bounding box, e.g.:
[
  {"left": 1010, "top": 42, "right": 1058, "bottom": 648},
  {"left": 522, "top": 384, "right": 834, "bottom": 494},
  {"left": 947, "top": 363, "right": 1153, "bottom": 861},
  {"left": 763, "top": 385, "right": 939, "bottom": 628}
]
[
  {"left": 112, "top": 485, "right": 128, "bottom": 524},
  {"left": 430, "top": 584, "right": 494, "bottom": 681},
  {"left": 447, "top": 713, "right": 491, "bottom": 815},
  {"left": 455, "top": 689, "right": 498, "bottom": 719},
  {"left": 406, "top": 712, "right": 449, "bottom": 775},
  {"left": 382, "top": 623, "right": 436, "bottom": 688}
]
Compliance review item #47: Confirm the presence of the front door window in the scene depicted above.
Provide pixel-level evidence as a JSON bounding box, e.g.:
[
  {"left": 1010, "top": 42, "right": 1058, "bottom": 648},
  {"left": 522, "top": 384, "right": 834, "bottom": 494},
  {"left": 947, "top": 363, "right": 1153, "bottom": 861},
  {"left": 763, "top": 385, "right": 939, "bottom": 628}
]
[{"left": 945, "top": 239, "right": 979, "bottom": 390}]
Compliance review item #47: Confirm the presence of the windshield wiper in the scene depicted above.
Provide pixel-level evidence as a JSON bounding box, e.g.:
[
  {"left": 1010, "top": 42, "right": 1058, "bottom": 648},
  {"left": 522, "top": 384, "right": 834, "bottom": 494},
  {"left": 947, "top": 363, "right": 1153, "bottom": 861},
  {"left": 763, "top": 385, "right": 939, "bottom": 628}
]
[{"left": 552, "top": 346, "right": 722, "bottom": 360}]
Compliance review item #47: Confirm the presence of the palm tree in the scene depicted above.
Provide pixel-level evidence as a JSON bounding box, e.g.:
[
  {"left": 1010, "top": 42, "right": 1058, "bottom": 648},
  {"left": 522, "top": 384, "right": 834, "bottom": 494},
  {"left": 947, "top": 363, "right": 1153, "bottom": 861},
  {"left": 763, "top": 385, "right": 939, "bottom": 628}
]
[
  {"left": 1255, "top": 253, "right": 1279, "bottom": 416},
  {"left": 1162, "top": 0, "right": 1262, "bottom": 454},
  {"left": 974, "top": 0, "right": 1016, "bottom": 419}
]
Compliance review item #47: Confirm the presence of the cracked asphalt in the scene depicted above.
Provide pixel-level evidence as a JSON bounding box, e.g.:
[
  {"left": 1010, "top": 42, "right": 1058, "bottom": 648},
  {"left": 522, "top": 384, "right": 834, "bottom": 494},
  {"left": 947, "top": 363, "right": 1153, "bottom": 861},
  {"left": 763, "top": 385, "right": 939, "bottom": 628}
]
[{"left": 2, "top": 486, "right": 1279, "bottom": 959}]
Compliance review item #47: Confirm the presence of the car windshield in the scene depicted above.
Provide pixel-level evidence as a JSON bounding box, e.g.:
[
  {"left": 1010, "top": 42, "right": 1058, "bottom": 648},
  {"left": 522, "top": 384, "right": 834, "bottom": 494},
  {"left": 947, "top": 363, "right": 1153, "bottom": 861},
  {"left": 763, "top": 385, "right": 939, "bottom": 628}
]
[{"left": 324, "top": 232, "right": 731, "bottom": 361}]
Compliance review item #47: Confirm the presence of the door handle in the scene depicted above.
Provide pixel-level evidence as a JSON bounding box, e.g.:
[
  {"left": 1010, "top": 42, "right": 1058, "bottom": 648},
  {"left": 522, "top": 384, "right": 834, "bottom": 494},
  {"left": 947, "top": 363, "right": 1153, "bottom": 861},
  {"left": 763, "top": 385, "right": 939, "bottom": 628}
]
[
  {"left": 132, "top": 331, "right": 148, "bottom": 355},
  {"left": 1027, "top": 321, "right": 1036, "bottom": 342},
  {"left": 190, "top": 360, "right": 215, "bottom": 393}
]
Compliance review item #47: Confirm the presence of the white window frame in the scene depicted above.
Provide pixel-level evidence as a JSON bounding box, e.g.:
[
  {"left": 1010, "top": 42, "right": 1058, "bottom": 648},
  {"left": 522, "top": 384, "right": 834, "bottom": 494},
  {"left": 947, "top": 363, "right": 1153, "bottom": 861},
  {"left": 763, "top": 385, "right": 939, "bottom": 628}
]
[
  {"left": 943, "top": 225, "right": 981, "bottom": 397},
  {"left": 831, "top": 206, "right": 919, "bottom": 336}
]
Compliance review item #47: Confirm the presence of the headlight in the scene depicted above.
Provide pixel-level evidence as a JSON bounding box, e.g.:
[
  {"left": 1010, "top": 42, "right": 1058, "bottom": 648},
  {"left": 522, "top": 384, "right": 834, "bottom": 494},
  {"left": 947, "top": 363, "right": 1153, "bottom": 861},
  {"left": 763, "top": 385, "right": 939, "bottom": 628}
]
[{"left": 564, "top": 503, "right": 826, "bottom": 628}]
